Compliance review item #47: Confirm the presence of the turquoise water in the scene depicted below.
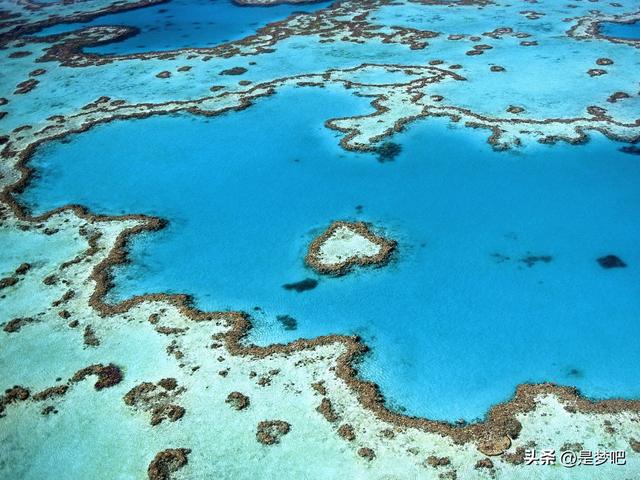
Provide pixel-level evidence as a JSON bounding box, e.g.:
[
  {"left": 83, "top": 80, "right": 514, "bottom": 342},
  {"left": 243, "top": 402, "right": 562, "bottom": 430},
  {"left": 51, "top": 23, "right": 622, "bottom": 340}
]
[
  {"left": 20, "top": 87, "right": 640, "bottom": 422},
  {"left": 35, "top": 0, "right": 331, "bottom": 54},
  {"left": 599, "top": 20, "right": 640, "bottom": 41}
]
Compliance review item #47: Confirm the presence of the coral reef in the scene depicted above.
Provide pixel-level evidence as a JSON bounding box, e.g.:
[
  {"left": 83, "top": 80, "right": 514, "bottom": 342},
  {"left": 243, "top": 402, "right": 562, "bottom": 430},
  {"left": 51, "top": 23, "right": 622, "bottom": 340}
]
[
  {"left": 147, "top": 448, "right": 191, "bottom": 480},
  {"left": 256, "top": 420, "right": 291, "bottom": 445},
  {"left": 306, "top": 221, "right": 396, "bottom": 276}
]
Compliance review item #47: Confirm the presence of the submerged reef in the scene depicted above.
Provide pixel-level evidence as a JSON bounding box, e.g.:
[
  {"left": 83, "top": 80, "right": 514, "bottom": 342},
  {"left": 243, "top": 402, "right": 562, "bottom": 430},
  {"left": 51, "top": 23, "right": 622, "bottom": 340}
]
[
  {"left": 225, "top": 391, "right": 250, "bottom": 411},
  {"left": 147, "top": 448, "right": 191, "bottom": 480},
  {"left": 1, "top": 0, "right": 640, "bottom": 478},
  {"left": 281, "top": 278, "right": 318, "bottom": 292},
  {"left": 376, "top": 141, "right": 402, "bottom": 163},
  {"left": 621, "top": 145, "right": 640, "bottom": 155},
  {"left": 597, "top": 254, "right": 627, "bottom": 269},
  {"left": 70, "top": 363, "right": 123, "bottom": 390},
  {"left": 124, "top": 379, "right": 186, "bottom": 426},
  {"left": 256, "top": 420, "right": 291, "bottom": 445}
]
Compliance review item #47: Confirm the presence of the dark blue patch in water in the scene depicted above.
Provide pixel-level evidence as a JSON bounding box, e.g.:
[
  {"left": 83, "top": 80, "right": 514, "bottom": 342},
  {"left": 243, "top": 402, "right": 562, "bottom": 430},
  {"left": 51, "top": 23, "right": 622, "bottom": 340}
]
[{"left": 599, "top": 20, "right": 640, "bottom": 41}]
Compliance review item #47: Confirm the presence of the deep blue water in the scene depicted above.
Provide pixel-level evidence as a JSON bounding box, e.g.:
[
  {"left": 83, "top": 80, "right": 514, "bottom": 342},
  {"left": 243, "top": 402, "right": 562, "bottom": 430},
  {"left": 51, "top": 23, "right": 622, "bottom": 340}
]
[
  {"left": 21, "top": 87, "right": 640, "bottom": 421},
  {"left": 599, "top": 20, "right": 640, "bottom": 41},
  {"left": 35, "top": 0, "right": 331, "bottom": 54}
]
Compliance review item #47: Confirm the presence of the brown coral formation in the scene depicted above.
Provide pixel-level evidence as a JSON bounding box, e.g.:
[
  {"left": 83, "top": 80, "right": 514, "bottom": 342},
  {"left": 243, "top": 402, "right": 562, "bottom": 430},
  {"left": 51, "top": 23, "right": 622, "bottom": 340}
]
[
  {"left": 14, "top": 79, "right": 38, "bottom": 94},
  {"left": 520, "top": 10, "right": 545, "bottom": 20},
  {"left": 83, "top": 325, "right": 100, "bottom": 346},
  {"left": 220, "top": 67, "right": 247, "bottom": 76},
  {"left": 3, "top": 316, "right": 35, "bottom": 333},
  {"left": 158, "top": 378, "right": 177, "bottom": 390},
  {"left": 147, "top": 448, "right": 191, "bottom": 480},
  {"left": 71, "top": 363, "right": 123, "bottom": 390},
  {"left": 596, "top": 57, "right": 614, "bottom": 66},
  {"left": 14, "top": 262, "right": 31, "bottom": 275},
  {"left": 155, "top": 326, "right": 187, "bottom": 335},
  {"left": 151, "top": 404, "right": 185, "bottom": 425},
  {"left": 477, "top": 433, "right": 512, "bottom": 456},
  {"left": 316, "top": 397, "right": 339, "bottom": 423},
  {"left": 506, "top": 105, "right": 525, "bottom": 114},
  {"left": 560, "top": 441, "right": 583, "bottom": 452},
  {"left": 256, "top": 420, "right": 291, "bottom": 445},
  {"left": 0, "top": 276, "right": 19, "bottom": 289},
  {"left": 501, "top": 443, "right": 534, "bottom": 465},
  {"left": 225, "top": 391, "right": 250, "bottom": 410},
  {"left": 53, "top": 290, "right": 75, "bottom": 307},
  {"left": 0, "top": 386, "right": 30, "bottom": 416},
  {"left": 474, "top": 458, "right": 494, "bottom": 469},
  {"left": 124, "top": 383, "right": 157, "bottom": 403},
  {"left": 607, "top": 91, "right": 630, "bottom": 103},
  {"left": 587, "top": 68, "right": 607, "bottom": 77},
  {"left": 587, "top": 105, "right": 607, "bottom": 117},
  {"left": 426, "top": 455, "right": 451, "bottom": 467},
  {"left": 123, "top": 379, "right": 185, "bottom": 426},
  {"left": 337, "top": 423, "right": 356, "bottom": 441},
  {"left": 8, "top": 50, "right": 32, "bottom": 58},
  {"left": 32, "top": 384, "right": 69, "bottom": 401},
  {"left": 358, "top": 447, "right": 376, "bottom": 460},
  {"left": 311, "top": 381, "right": 327, "bottom": 396}
]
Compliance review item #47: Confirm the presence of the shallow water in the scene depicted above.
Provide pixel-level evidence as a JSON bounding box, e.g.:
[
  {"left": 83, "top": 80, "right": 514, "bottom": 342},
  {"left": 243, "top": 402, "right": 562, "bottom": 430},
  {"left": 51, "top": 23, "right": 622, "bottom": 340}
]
[
  {"left": 20, "top": 86, "right": 640, "bottom": 421},
  {"left": 35, "top": 0, "right": 331, "bottom": 54},
  {"left": 599, "top": 20, "right": 640, "bottom": 41}
]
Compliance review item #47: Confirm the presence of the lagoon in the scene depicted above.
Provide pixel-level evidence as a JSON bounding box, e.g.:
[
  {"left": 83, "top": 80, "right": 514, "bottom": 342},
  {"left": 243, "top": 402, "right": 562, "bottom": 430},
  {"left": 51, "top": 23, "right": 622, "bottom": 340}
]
[
  {"left": 35, "top": 0, "right": 331, "bottom": 54},
  {"left": 20, "top": 86, "right": 640, "bottom": 421}
]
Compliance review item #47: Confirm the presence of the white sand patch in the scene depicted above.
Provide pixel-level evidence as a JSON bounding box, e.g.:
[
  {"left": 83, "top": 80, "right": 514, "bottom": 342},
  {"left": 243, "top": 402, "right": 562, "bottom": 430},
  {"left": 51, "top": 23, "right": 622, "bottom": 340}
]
[{"left": 317, "top": 225, "right": 382, "bottom": 266}]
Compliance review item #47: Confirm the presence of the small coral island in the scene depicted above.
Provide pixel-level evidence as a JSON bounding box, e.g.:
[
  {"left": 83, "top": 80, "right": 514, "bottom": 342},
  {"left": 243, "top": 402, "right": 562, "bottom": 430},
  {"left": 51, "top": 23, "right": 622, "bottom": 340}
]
[{"left": 306, "top": 221, "right": 396, "bottom": 276}]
